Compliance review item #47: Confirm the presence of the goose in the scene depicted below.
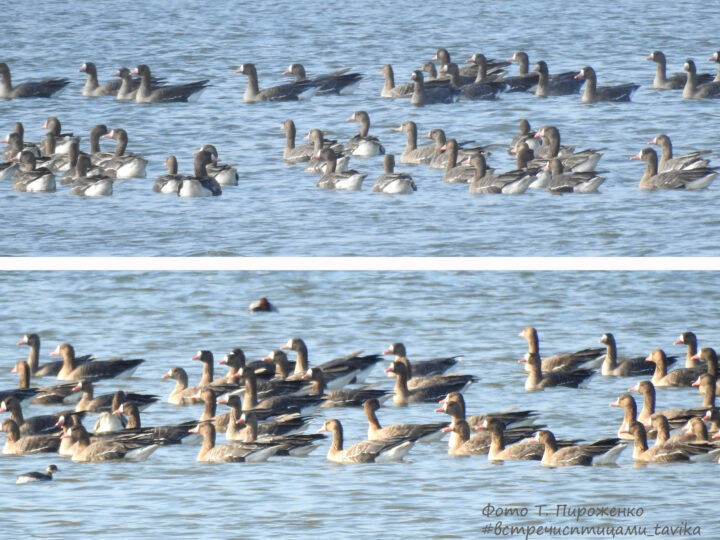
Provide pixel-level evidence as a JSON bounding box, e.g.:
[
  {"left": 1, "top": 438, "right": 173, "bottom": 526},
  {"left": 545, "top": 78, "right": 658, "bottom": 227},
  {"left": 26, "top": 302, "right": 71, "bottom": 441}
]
[
  {"left": 632, "top": 147, "right": 717, "bottom": 190},
  {"left": 100, "top": 128, "right": 147, "bottom": 178},
  {"left": 130, "top": 64, "right": 208, "bottom": 103},
  {"left": 318, "top": 418, "right": 414, "bottom": 464},
  {"left": 0, "top": 63, "right": 69, "bottom": 99},
  {"left": 372, "top": 154, "right": 416, "bottom": 194},
  {"left": 235, "top": 63, "right": 316, "bottom": 102},
  {"left": 283, "top": 63, "right": 361, "bottom": 95},
  {"left": 11, "top": 151, "right": 56, "bottom": 192},
  {"left": 575, "top": 66, "right": 639, "bottom": 103}
]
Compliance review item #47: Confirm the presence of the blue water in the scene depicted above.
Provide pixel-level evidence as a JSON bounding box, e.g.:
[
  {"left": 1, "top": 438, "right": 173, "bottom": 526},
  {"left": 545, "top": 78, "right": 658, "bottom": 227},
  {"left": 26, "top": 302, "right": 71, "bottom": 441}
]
[
  {"left": 0, "top": 271, "right": 718, "bottom": 538},
  {"left": 1, "top": 1, "right": 720, "bottom": 255}
]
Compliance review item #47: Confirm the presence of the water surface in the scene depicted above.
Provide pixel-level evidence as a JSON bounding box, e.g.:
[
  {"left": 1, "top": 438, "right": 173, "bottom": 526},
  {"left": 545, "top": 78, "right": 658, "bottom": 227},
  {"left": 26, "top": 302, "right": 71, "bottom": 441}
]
[
  {"left": 2, "top": 1, "right": 720, "bottom": 255},
  {"left": 0, "top": 271, "right": 717, "bottom": 538}
]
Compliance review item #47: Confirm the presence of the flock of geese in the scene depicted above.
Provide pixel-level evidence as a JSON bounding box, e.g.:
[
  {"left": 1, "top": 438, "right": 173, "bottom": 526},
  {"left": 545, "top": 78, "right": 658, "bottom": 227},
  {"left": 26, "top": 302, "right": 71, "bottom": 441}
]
[
  {"left": 1, "top": 48, "right": 720, "bottom": 197},
  {"left": 4, "top": 321, "right": 720, "bottom": 483}
]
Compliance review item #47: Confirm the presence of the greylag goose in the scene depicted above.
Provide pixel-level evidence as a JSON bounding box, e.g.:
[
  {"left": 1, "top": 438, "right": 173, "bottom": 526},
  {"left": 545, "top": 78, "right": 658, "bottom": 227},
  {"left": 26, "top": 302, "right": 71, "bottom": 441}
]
[
  {"left": 647, "top": 134, "right": 711, "bottom": 172},
  {"left": 519, "top": 326, "right": 603, "bottom": 372},
  {"left": 318, "top": 418, "right": 414, "bottom": 463},
  {"left": 235, "top": 63, "right": 315, "bottom": 102},
  {"left": 575, "top": 66, "right": 639, "bottom": 103},
  {"left": 16, "top": 464, "right": 58, "bottom": 484},
  {"left": 535, "top": 430, "right": 625, "bottom": 466},
  {"left": 51, "top": 343, "right": 142, "bottom": 381},
  {"left": 0, "top": 63, "right": 68, "bottom": 99},
  {"left": 372, "top": 154, "right": 416, "bottom": 194},
  {"left": 130, "top": 64, "right": 208, "bottom": 103},
  {"left": 632, "top": 147, "right": 717, "bottom": 190},
  {"left": 283, "top": 63, "right": 361, "bottom": 95}
]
